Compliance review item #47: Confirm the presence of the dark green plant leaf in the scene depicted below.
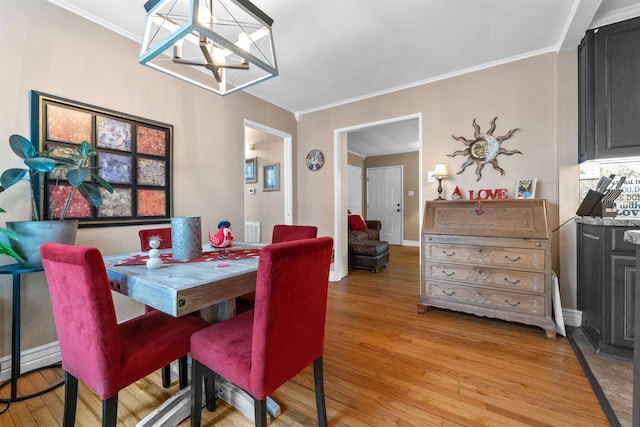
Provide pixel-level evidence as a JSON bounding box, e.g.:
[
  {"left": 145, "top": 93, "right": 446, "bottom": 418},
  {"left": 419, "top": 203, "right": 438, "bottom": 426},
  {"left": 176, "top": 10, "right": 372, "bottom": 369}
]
[
  {"left": 79, "top": 141, "right": 93, "bottom": 156},
  {"left": 8, "top": 134, "right": 35, "bottom": 160},
  {"left": 92, "top": 174, "right": 113, "bottom": 193},
  {"left": 0, "top": 227, "right": 19, "bottom": 241},
  {"left": 0, "top": 240, "right": 23, "bottom": 261},
  {"left": 0, "top": 168, "right": 28, "bottom": 189},
  {"left": 24, "top": 157, "right": 57, "bottom": 172},
  {"left": 77, "top": 183, "right": 102, "bottom": 207},
  {"left": 0, "top": 207, "right": 5, "bottom": 213},
  {"left": 66, "top": 168, "right": 89, "bottom": 187}
]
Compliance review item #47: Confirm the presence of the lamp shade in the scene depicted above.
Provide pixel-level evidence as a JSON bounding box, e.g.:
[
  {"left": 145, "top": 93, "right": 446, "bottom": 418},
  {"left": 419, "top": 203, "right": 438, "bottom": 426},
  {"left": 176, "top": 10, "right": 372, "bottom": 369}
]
[
  {"left": 139, "top": 0, "right": 278, "bottom": 96},
  {"left": 434, "top": 163, "right": 449, "bottom": 178}
]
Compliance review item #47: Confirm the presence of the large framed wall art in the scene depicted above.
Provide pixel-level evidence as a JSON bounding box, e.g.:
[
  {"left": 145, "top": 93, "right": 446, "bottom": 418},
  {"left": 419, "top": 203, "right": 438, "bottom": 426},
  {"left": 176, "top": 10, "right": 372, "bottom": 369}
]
[{"left": 31, "top": 91, "right": 173, "bottom": 227}]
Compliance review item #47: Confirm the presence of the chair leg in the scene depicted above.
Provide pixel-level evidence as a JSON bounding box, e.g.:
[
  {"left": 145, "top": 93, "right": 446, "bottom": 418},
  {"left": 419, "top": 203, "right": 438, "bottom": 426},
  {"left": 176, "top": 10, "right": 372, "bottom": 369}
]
[
  {"left": 204, "top": 368, "right": 216, "bottom": 411},
  {"left": 190, "top": 360, "right": 204, "bottom": 427},
  {"left": 254, "top": 397, "right": 267, "bottom": 427},
  {"left": 62, "top": 372, "right": 78, "bottom": 427},
  {"left": 162, "top": 364, "right": 171, "bottom": 388},
  {"left": 313, "top": 357, "right": 328, "bottom": 427},
  {"left": 179, "top": 356, "right": 189, "bottom": 389},
  {"left": 102, "top": 394, "right": 118, "bottom": 427}
]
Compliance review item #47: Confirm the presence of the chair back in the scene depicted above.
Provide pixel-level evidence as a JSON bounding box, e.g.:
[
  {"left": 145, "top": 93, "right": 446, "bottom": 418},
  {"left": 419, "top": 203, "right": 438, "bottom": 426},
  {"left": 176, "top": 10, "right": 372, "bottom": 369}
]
[
  {"left": 40, "top": 242, "right": 121, "bottom": 396},
  {"left": 271, "top": 224, "right": 317, "bottom": 243},
  {"left": 250, "top": 236, "right": 333, "bottom": 397},
  {"left": 138, "top": 228, "right": 172, "bottom": 251}
]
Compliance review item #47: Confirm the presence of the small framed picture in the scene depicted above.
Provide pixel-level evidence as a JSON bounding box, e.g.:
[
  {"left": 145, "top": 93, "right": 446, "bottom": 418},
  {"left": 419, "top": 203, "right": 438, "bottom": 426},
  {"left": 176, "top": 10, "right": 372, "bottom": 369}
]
[
  {"left": 245, "top": 157, "right": 257, "bottom": 183},
  {"left": 516, "top": 178, "right": 537, "bottom": 199},
  {"left": 263, "top": 163, "right": 280, "bottom": 191}
]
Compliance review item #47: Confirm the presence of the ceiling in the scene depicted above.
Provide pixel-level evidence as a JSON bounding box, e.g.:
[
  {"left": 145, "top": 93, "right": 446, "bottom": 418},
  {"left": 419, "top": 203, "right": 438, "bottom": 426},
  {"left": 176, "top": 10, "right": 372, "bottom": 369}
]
[{"left": 48, "top": 0, "right": 640, "bottom": 157}]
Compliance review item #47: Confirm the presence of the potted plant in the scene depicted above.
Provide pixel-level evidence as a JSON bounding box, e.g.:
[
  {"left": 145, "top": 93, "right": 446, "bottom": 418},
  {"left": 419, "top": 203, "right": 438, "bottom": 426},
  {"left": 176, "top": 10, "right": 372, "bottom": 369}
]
[{"left": 0, "top": 134, "right": 113, "bottom": 266}]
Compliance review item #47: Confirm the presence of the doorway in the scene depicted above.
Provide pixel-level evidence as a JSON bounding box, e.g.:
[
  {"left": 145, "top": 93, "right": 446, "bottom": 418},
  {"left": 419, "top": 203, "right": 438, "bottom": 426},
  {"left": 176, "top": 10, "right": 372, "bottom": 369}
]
[
  {"left": 243, "top": 120, "right": 292, "bottom": 243},
  {"left": 333, "top": 114, "right": 422, "bottom": 281}
]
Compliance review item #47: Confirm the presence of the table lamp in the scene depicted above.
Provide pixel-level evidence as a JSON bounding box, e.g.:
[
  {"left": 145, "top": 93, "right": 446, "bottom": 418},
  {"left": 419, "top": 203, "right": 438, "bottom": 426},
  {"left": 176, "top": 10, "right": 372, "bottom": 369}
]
[{"left": 434, "top": 163, "right": 449, "bottom": 200}]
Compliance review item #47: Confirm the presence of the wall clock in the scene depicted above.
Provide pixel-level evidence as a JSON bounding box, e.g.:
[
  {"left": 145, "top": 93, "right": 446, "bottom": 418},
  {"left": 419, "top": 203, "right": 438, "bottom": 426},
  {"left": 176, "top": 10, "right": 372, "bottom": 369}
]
[{"left": 306, "top": 149, "right": 324, "bottom": 171}]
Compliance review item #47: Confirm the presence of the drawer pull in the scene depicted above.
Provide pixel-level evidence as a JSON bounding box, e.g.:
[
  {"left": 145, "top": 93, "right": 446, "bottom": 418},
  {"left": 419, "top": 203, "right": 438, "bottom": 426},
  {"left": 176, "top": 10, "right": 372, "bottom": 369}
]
[
  {"left": 503, "top": 278, "right": 521, "bottom": 285},
  {"left": 504, "top": 299, "right": 521, "bottom": 307},
  {"left": 442, "top": 250, "right": 456, "bottom": 257},
  {"left": 442, "top": 290, "right": 456, "bottom": 296},
  {"left": 504, "top": 255, "right": 521, "bottom": 262},
  {"left": 442, "top": 270, "right": 455, "bottom": 277}
]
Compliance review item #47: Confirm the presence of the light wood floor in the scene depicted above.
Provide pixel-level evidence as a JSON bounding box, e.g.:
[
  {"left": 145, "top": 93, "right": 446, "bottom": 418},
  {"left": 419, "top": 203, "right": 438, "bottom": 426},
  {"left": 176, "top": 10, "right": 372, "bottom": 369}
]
[{"left": 0, "top": 246, "right": 607, "bottom": 426}]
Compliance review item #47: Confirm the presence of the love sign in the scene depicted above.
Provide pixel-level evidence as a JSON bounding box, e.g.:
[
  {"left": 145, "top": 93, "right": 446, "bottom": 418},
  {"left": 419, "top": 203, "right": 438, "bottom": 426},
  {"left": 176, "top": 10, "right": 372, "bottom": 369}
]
[{"left": 468, "top": 188, "right": 508, "bottom": 200}]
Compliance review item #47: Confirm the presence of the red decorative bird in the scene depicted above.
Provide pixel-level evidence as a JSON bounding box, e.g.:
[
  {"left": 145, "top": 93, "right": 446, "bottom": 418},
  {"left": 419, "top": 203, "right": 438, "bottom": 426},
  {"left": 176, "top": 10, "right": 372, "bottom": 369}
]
[{"left": 209, "top": 221, "right": 234, "bottom": 249}]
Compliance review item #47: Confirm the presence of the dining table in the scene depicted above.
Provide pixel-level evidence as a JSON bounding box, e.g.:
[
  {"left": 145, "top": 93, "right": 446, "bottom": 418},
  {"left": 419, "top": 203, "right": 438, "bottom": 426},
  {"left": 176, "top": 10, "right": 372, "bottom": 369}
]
[{"left": 103, "top": 242, "right": 279, "bottom": 426}]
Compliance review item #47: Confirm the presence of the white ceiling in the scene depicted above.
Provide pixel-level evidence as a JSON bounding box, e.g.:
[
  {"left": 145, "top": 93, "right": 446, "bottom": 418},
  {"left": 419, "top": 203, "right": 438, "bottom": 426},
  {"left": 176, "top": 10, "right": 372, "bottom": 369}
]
[{"left": 48, "top": 0, "right": 640, "bottom": 156}]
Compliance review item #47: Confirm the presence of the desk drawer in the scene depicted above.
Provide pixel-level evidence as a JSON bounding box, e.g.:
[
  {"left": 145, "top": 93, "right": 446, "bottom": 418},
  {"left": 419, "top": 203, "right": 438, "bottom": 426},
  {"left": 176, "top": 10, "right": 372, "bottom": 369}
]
[
  {"left": 424, "top": 262, "right": 545, "bottom": 293},
  {"left": 424, "top": 243, "right": 546, "bottom": 270},
  {"left": 424, "top": 280, "right": 545, "bottom": 316}
]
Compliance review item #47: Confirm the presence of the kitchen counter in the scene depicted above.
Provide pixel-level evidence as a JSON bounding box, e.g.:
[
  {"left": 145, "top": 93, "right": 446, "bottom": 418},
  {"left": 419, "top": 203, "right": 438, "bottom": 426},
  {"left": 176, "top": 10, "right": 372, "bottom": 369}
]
[{"left": 576, "top": 217, "right": 640, "bottom": 227}]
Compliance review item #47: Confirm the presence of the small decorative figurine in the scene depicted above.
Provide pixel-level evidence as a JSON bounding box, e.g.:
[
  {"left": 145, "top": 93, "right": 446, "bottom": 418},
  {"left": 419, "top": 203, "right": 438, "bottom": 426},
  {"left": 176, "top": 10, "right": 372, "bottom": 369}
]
[
  {"left": 146, "top": 235, "right": 163, "bottom": 269},
  {"left": 452, "top": 186, "right": 462, "bottom": 200},
  {"left": 209, "top": 220, "right": 234, "bottom": 249}
]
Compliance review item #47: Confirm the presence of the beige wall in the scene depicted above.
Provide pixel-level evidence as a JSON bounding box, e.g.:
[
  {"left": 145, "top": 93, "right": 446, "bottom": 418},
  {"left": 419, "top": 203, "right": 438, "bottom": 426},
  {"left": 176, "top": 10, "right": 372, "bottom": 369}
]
[
  {"left": 364, "top": 152, "right": 420, "bottom": 242},
  {"left": 0, "top": 0, "right": 296, "bottom": 359},
  {"left": 297, "top": 52, "right": 577, "bottom": 305},
  {"left": 0, "top": 0, "right": 581, "bottom": 362}
]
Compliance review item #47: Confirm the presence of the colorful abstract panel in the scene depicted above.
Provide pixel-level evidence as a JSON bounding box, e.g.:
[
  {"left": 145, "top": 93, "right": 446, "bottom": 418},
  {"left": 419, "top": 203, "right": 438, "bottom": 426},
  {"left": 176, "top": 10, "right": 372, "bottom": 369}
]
[
  {"left": 137, "top": 158, "right": 166, "bottom": 186},
  {"left": 98, "top": 188, "right": 132, "bottom": 217},
  {"left": 97, "top": 116, "right": 132, "bottom": 151},
  {"left": 137, "top": 126, "right": 167, "bottom": 156},
  {"left": 34, "top": 91, "right": 173, "bottom": 226},
  {"left": 47, "top": 184, "right": 91, "bottom": 219},
  {"left": 138, "top": 189, "right": 166, "bottom": 216},
  {"left": 46, "top": 104, "right": 92, "bottom": 144},
  {"left": 97, "top": 152, "right": 132, "bottom": 184}
]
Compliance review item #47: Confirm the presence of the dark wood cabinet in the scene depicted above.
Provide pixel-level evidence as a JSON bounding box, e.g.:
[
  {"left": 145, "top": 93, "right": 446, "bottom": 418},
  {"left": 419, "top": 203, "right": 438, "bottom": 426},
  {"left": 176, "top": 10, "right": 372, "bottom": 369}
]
[
  {"left": 578, "top": 17, "right": 640, "bottom": 162},
  {"left": 578, "top": 221, "right": 638, "bottom": 358}
]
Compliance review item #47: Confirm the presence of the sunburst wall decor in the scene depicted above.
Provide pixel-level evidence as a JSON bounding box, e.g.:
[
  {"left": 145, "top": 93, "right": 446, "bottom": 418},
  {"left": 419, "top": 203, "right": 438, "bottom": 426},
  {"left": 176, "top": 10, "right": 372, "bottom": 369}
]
[{"left": 447, "top": 117, "right": 522, "bottom": 181}]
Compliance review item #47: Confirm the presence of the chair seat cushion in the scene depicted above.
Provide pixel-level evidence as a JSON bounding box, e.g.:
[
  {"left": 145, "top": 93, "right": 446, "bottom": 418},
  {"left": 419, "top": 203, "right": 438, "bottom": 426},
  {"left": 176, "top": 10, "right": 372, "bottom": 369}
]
[
  {"left": 111, "top": 311, "right": 208, "bottom": 398},
  {"left": 190, "top": 310, "right": 254, "bottom": 393}
]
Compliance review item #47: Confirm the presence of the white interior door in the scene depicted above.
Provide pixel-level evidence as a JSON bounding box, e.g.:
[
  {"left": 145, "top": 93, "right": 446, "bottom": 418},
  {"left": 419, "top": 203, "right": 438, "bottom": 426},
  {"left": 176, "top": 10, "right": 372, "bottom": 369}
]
[
  {"left": 348, "top": 165, "right": 363, "bottom": 215},
  {"left": 367, "top": 166, "right": 402, "bottom": 245}
]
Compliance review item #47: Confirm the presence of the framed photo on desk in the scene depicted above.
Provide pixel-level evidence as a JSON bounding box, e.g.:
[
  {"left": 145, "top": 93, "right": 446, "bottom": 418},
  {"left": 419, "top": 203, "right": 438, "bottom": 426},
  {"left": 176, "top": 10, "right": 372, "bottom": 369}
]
[{"left": 516, "top": 178, "right": 537, "bottom": 199}]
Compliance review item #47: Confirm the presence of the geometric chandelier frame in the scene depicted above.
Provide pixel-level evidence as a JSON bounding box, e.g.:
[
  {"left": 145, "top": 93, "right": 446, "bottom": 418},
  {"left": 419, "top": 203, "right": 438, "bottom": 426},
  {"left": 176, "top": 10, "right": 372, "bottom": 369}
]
[{"left": 140, "top": 0, "right": 277, "bottom": 95}]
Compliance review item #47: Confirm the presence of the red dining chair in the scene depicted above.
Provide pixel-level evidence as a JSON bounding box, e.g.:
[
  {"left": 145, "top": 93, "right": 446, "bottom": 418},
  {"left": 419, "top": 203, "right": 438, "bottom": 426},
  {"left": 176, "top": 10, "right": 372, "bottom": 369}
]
[
  {"left": 138, "top": 227, "right": 176, "bottom": 388},
  {"left": 138, "top": 227, "right": 172, "bottom": 251},
  {"left": 271, "top": 224, "right": 318, "bottom": 243},
  {"left": 40, "top": 243, "right": 209, "bottom": 427},
  {"left": 190, "top": 236, "right": 333, "bottom": 427},
  {"left": 236, "top": 224, "right": 318, "bottom": 314}
]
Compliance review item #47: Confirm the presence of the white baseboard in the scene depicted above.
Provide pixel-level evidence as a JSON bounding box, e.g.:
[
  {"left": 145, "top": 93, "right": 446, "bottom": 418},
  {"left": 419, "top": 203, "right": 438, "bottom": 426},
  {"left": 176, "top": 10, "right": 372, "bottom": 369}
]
[
  {"left": 402, "top": 240, "right": 420, "bottom": 247},
  {"left": 0, "top": 341, "right": 61, "bottom": 382},
  {"left": 562, "top": 308, "right": 582, "bottom": 327}
]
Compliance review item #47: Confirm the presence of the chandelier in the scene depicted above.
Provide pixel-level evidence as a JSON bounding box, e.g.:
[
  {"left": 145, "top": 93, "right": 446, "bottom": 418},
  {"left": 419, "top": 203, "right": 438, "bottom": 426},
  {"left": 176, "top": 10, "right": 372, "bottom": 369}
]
[{"left": 139, "top": 0, "right": 278, "bottom": 96}]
